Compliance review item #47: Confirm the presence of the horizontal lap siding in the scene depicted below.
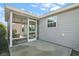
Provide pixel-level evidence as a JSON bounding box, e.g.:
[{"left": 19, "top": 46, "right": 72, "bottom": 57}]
[{"left": 39, "top": 8, "right": 79, "bottom": 51}]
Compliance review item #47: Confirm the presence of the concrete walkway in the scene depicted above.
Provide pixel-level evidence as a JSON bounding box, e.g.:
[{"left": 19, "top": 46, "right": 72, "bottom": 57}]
[{"left": 10, "top": 40, "right": 72, "bottom": 56}]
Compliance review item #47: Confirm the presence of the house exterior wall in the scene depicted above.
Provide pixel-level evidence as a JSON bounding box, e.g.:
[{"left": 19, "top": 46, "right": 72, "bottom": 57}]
[{"left": 39, "top": 8, "right": 79, "bottom": 51}]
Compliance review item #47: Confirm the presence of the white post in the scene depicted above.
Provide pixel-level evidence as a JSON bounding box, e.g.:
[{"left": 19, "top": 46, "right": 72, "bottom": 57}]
[
  {"left": 9, "top": 12, "right": 13, "bottom": 47},
  {"left": 27, "top": 17, "right": 29, "bottom": 42},
  {"left": 36, "top": 20, "right": 37, "bottom": 39}
]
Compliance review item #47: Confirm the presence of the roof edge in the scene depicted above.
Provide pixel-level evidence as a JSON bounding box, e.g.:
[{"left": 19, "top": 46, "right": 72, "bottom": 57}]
[
  {"left": 39, "top": 4, "right": 79, "bottom": 19},
  {"left": 5, "top": 5, "right": 40, "bottom": 19},
  {"left": 5, "top": 4, "right": 79, "bottom": 19}
]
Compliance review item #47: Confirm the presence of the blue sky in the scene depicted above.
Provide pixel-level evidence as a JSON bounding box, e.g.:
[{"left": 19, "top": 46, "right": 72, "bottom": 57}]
[
  {"left": 0, "top": 3, "right": 5, "bottom": 25},
  {"left": 6, "top": 3, "right": 71, "bottom": 15},
  {"left": 0, "top": 3, "right": 72, "bottom": 25}
]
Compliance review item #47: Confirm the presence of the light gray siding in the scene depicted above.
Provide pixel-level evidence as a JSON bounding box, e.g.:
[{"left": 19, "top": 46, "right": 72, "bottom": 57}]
[{"left": 39, "top": 8, "right": 79, "bottom": 51}]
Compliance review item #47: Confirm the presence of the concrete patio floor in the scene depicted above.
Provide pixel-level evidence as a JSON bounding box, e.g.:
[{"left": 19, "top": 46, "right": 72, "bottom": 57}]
[{"left": 10, "top": 40, "right": 72, "bottom": 56}]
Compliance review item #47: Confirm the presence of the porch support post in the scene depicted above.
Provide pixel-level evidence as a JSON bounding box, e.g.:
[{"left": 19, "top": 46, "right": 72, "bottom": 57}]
[
  {"left": 27, "top": 17, "right": 29, "bottom": 42},
  {"left": 36, "top": 20, "right": 37, "bottom": 39},
  {"left": 9, "top": 12, "right": 13, "bottom": 47}
]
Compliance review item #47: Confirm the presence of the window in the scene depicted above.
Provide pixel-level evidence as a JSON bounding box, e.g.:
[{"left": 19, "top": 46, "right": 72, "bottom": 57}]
[
  {"left": 29, "top": 25, "right": 35, "bottom": 31},
  {"left": 48, "top": 16, "right": 57, "bottom": 27},
  {"left": 22, "top": 27, "right": 24, "bottom": 32},
  {"left": 22, "top": 25, "right": 24, "bottom": 32}
]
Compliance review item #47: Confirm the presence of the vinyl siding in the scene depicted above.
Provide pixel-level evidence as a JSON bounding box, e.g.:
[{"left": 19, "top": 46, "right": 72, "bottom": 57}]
[{"left": 39, "top": 8, "right": 79, "bottom": 51}]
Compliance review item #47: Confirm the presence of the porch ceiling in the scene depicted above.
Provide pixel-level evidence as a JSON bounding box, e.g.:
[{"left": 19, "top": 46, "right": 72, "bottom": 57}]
[
  {"left": 13, "top": 14, "right": 28, "bottom": 24},
  {"left": 5, "top": 10, "right": 28, "bottom": 24}
]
